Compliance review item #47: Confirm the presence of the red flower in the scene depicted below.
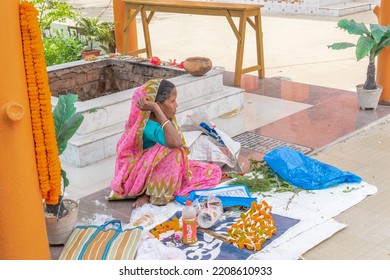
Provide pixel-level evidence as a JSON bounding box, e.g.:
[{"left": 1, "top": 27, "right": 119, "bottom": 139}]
[
  {"left": 178, "top": 61, "right": 185, "bottom": 69},
  {"left": 150, "top": 56, "right": 161, "bottom": 66},
  {"left": 168, "top": 59, "right": 177, "bottom": 66}
]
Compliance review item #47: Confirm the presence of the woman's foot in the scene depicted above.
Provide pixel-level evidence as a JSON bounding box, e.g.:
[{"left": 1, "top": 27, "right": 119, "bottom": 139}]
[{"left": 132, "top": 194, "right": 150, "bottom": 208}]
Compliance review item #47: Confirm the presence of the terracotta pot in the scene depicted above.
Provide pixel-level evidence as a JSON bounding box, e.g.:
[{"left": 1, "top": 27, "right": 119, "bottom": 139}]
[
  {"left": 183, "top": 57, "right": 212, "bottom": 76},
  {"left": 45, "top": 199, "right": 79, "bottom": 245},
  {"left": 356, "top": 84, "right": 383, "bottom": 110},
  {"left": 81, "top": 49, "right": 101, "bottom": 59}
]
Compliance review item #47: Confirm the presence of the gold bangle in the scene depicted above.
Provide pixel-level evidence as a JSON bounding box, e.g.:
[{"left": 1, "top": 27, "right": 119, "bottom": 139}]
[{"left": 161, "top": 120, "right": 170, "bottom": 129}]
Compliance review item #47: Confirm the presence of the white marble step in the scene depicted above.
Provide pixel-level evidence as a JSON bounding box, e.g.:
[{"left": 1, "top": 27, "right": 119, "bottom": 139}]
[
  {"left": 319, "top": 2, "right": 372, "bottom": 16},
  {"left": 62, "top": 85, "right": 244, "bottom": 167},
  {"left": 60, "top": 122, "right": 124, "bottom": 167},
  {"left": 174, "top": 69, "right": 224, "bottom": 104},
  {"left": 320, "top": 0, "right": 353, "bottom": 6},
  {"left": 176, "top": 85, "right": 244, "bottom": 125},
  {"left": 67, "top": 86, "right": 243, "bottom": 148},
  {"left": 73, "top": 69, "right": 224, "bottom": 135}
]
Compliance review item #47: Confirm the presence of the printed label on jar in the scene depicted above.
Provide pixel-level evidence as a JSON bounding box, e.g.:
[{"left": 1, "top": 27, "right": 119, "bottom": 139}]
[{"left": 182, "top": 218, "right": 197, "bottom": 244}]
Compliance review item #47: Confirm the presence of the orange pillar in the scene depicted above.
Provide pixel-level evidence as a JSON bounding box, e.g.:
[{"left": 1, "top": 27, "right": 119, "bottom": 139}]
[
  {"left": 0, "top": 0, "right": 50, "bottom": 259},
  {"left": 374, "top": 0, "right": 390, "bottom": 105},
  {"left": 113, "top": 0, "right": 138, "bottom": 54}
]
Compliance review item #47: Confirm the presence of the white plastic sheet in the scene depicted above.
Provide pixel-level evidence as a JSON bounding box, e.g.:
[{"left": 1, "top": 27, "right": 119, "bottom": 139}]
[{"left": 129, "top": 178, "right": 377, "bottom": 260}]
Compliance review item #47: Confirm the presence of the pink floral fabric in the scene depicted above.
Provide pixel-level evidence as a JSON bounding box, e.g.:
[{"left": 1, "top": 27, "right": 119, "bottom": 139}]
[{"left": 109, "top": 79, "right": 222, "bottom": 205}]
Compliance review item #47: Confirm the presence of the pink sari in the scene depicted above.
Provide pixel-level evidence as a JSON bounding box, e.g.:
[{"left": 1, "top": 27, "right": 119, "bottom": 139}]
[{"left": 109, "top": 79, "right": 222, "bottom": 205}]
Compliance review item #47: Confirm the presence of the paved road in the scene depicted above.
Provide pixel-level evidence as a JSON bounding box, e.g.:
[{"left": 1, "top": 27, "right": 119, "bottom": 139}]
[
  {"left": 62, "top": 0, "right": 379, "bottom": 90},
  {"left": 64, "top": 0, "right": 114, "bottom": 21}
]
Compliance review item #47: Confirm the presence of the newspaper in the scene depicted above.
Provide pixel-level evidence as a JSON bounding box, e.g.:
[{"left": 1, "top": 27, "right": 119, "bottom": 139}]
[{"left": 182, "top": 115, "right": 241, "bottom": 168}]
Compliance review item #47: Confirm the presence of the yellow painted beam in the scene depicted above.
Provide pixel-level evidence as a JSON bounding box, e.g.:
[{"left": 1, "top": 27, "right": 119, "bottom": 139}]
[
  {"left": 374, "top": 0, "right": 390, "bottom": 105},
  {"left": 0, "top": 0, "right": 50, "bottom": 260},
  {"left": 114, "top": 0, "right": 138, "bottom": 54}
]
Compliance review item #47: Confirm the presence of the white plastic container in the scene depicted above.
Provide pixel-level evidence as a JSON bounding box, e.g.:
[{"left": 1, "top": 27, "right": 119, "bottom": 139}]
[{"left": 197, "top": 195, "right": 223, "bottom": 228}]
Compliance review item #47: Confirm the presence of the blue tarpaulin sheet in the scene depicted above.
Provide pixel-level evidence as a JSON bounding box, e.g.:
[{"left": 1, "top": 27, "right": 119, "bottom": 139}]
[{"left": 263, "top": 147, "right": 362, "bottom": 190}]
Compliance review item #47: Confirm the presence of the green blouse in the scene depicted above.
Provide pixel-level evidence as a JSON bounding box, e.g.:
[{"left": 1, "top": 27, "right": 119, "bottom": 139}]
[{"left": 142, "top": 119, "right": 167, "bottom": 149}]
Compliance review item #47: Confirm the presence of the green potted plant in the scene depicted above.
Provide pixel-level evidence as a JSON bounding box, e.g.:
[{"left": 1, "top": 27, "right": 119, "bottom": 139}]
[
  {"left": 328, "top": 19, "right": 390, "bottom": 110},
  {"left": 45, "top": 94, "right": 84, "bottom": 245},
  {"left": 76, "top": 16, "right": 103, "bottom": 58},
  {"left": 43, "top": 29, "right": 85, "bottom": 66},
  {"left": 98, "top": 21, "right": 116, "bottom": 54}
]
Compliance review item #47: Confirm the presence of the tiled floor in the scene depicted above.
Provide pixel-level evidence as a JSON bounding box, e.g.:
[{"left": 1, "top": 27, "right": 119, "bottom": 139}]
[
  {"left": 302, "top": 119, "right": 390, "bottom": 259},
  {"left": 50, "top": 72, "right": 390, "bottom": 259},
  {"left": 223, "top": 73, "right": 390, "bottom": 171}
]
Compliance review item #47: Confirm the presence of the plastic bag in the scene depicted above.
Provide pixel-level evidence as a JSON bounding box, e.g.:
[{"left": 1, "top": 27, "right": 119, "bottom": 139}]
[
  {"left": 263, "top": 147, "right": 362, "bottom": 190},
  {"left": 135, "top": 237, "right": 186, "bottom": 260},
  {"left": 129, "top": 203, "right": 182, "bottom": 232},
  {"left": 175, "top": 184, "right": 256, "bottom": 208},
  {"left": 129, "top": 204, "right": 161, "bottom": 229}
]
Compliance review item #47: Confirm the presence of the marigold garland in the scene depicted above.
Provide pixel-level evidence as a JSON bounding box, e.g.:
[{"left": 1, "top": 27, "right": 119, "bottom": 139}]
[
  {"left": 150, "top": 217, "right": 181, "bottom": 239},
  {"left": 19, "top": 1, "right": 62, "bottom": 204},
  {"left": 226, "top": 201, "right": 277, "bottom": 251}
]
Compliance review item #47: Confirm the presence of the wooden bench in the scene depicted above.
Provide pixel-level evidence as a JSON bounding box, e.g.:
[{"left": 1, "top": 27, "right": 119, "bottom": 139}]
[{"left": 122, "top": 0, "right": 264, "bottom": 86}]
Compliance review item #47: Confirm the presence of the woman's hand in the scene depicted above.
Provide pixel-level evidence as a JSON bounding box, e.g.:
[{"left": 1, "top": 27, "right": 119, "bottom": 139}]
[
  {"left": 136, "top": 97, "right": 158, "bottom": 112},
  {"left": 137, "top": 97, "right": 183, "bottom": 148}
]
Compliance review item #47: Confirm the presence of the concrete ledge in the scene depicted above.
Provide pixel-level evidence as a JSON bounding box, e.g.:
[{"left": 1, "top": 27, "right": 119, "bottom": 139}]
[{"left": 319, "top": 2, "right": 372, "bottom": 16}]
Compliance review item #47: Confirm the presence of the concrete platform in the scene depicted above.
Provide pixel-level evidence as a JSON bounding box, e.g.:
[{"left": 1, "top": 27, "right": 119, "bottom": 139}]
[
  {"left": 319, "top": 2, "right": 372, "bottom": 17},
  {"left": 54, "top": 3, "right": 389, "bottom": 260}
]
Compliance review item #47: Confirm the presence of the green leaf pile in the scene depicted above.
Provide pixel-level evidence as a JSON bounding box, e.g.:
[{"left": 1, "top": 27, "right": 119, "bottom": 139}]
[{"left": 227, "top": 158, "right": 301, "bottom": 194}]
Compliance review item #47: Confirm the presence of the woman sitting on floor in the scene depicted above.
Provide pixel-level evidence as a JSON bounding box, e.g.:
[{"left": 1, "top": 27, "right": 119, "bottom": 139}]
[{"left": 109, "top": 78, "right": 222, "bottom": 207}]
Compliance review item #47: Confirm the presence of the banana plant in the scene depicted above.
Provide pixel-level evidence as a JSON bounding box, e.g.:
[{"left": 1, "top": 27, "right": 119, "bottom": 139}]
[
  {"left": 328, "top": 19, "right": 390, "bottom": 90},
  {"left": 47, "top": 94, "right": 84, "bottom": 218}
]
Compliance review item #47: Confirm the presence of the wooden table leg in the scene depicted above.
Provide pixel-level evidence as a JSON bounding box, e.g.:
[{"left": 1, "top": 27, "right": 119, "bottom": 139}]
[
  {"left": 123, "top": 4, "right": 131, "bottom": 54},
  {"left": 255, "top": 10, "right": 265, "bottom": 78},
  {"left": 234, "top": 13, "right": 247, "bottom": 86},
  {"left": 141, "top": 9, "right": 153, "bottom": 58}
]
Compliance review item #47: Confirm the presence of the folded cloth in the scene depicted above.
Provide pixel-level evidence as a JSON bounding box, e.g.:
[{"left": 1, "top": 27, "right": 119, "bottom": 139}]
[{"left": 264, "top": 147, "right": 362, "bottom": 190}]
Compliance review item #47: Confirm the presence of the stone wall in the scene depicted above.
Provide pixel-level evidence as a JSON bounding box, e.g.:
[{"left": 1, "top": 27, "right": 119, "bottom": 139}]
[{"left": 47, "top": 59, "right": 185, "bottom": 102}]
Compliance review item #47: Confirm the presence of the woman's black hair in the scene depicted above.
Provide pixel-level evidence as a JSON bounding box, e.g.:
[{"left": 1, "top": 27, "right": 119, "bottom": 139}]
[{"left": 156, "top": 79, "right": 175, "bottom": 103}]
